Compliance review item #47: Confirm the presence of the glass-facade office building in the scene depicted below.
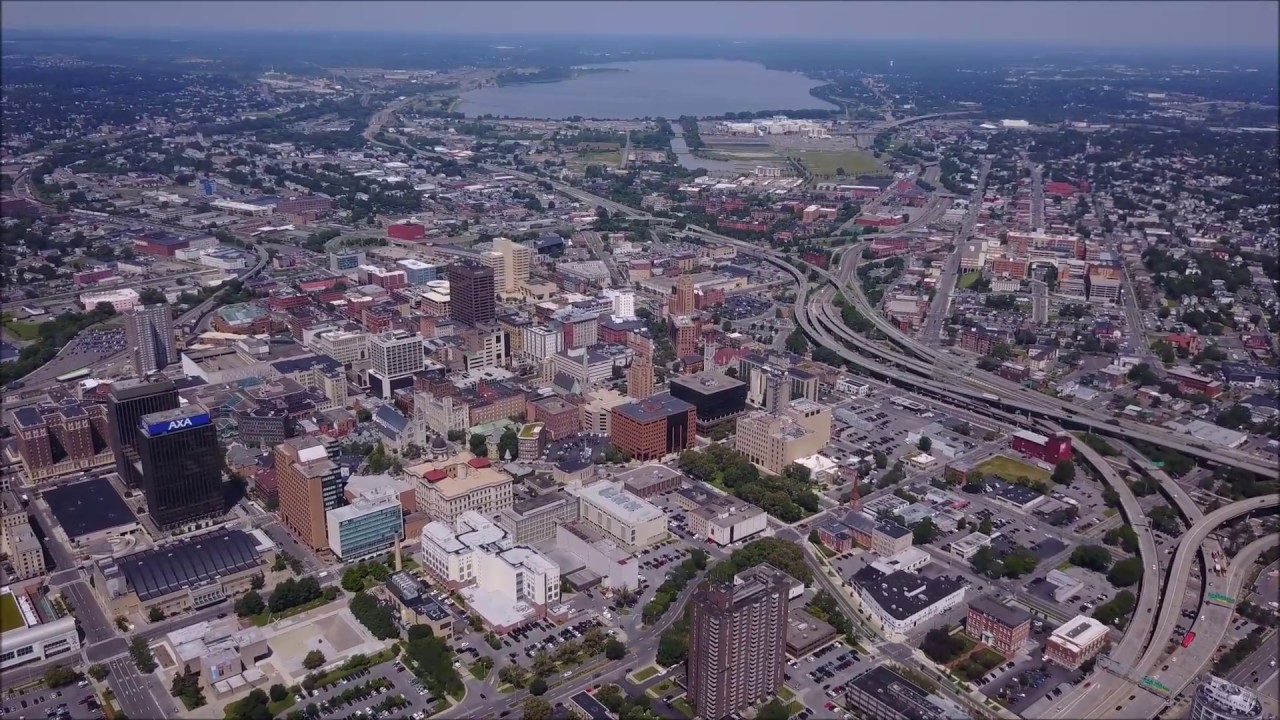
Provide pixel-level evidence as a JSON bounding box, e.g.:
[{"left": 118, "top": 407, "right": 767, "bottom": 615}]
[
  {"left": 136, "top": 406, "right": 224, "bottom": 527},
  {"left": 326, "top": 490, "right": 403, "bottom": 561}
]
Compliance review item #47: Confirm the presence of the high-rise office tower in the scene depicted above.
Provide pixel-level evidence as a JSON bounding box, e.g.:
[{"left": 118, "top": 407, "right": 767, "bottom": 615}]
[
  {"left": 627, "top": 333, "right": 655, "bottom": 400},
  {"left": 1189, "top": 676, "right": 1264, "bottom": 720},
  {"left": 493, "top": 236, "right": 532, "bottom": 293},
  {"left": 123, "top": 303, "right": 177, "bottom": 376},
  {"left": 368, "top": 330, "right": 425, "bottom": 399},
  {"left": 108, "top": 377, "right": 179, "bottom": 488},
  {"left": 275, "top": 436, "right": 346, "bottom": 551},
  {"left": 135, "top": 405, "right": 224, "bottom": 527},
  {"left": 688, "top": 565, "right": 791, "bottom": 720},
  {"left": 670, "top": 274, "right": 695, "bottom": 317},
  {"left": 447, "top": 261, "right": 496, "bottom": 328}
]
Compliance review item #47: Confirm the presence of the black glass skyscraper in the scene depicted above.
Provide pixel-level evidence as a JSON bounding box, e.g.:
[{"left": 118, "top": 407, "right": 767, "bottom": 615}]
[
  {"left": 107, "top": 377, "right": 179, "bottom": 488},
  {"left": 136, "top": 405, "right": 224, "bottom": 527}
]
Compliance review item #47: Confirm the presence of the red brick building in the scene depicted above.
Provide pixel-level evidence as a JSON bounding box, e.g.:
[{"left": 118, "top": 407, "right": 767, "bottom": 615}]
[
  {"left": 387, "top": 222, "right": 426, "bottom": 241},
  {"left": 528, "top": 395, "right": 581, "bottom": 440},
  {"left": 1010, "top": 430, "right": 1073, "bottom": 464},
  {"left": 609, "top": 393, "right": 695, "bottom": 461},
  {"left": 966, "top": 596, "right": 1032, "bottom": 656}
]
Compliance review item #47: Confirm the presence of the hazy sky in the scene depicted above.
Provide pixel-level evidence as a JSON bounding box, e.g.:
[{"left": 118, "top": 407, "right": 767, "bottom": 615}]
[{"left": 3, "top": 1, "right": 1278, "bottom": 47}]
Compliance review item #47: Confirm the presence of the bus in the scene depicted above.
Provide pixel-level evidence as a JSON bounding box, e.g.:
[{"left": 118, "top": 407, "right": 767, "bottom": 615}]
[{"left": 55, "top": 368, "right": 92, "bottom": 383}]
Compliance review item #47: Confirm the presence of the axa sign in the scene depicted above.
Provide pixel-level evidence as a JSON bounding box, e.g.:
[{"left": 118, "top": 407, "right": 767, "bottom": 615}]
[{"left": 145, "top": 412, "right": 211, "bottom": 437}]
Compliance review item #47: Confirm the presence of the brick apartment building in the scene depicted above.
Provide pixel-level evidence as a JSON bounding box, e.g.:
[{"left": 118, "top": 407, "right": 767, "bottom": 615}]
[{"left": 966, "top": 596, "right": 1033, "bottom": 656}]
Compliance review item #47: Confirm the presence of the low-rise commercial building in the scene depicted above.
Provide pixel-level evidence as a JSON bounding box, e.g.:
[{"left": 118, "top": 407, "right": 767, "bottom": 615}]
[
  {"left": 497, "top": 490, "right": 580, "bottom": 545},
  {"left": 568, "top": 480, "right": 667, "bottom": 551},
  {"left": 844, "top": 665, "right": 969, "bottom": 720},
  {"left": 851, "top": 565, "right": 966, "bottom": 637},
  {"left": 555, "top": 521, "right": 639, "bottom": 591},
  {"left": 93, "top": 528, "right": 270, "bottom": 618},
  {"left": 615, "top": 464, "right": 684, "bottom": 499},
  {"left": 0, "top": 587, "right": 80, "bottom": 670},
  {"left": 1045, "top": 614, "right": 1108, "bottom": 669},
  {"left": 689, "top": 495, "right": 768, "bottom": 547},
  {"left": 949, "top": 531, "right": 994, "bottom": 560}
]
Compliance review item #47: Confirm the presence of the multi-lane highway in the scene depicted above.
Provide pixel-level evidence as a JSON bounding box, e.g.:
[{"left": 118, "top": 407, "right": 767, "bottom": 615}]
[{"left": 1043, "top": 495, "right": 1279, "bottom": 719}]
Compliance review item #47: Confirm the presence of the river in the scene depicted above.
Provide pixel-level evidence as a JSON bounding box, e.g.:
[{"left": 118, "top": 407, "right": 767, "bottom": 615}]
[{"left": 457, "top": 59, "right": 836, "bottom": 120}]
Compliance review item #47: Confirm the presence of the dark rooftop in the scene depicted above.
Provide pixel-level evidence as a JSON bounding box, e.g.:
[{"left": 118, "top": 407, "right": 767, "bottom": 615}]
[
  {"left": 43, "top": 477, "right": 136, "bottom": 539},
  {"left": 847, "top": 665, "right": 958, "bottom": 720},
  {"left": 270, "top": 353, "right": 343, "bottom": 376},
  {"left": 116, "top": 528, "right": 263, "bottom": 601},
  {"left": 613, "top": 393, "right": 694, "bottom": 423},
  {"left": 852, "top": 565, "right": 966, "bottom": 621},
  {"left": 968, "top": 595, "right": 1033, "bottom": 629},
  {"left": 876, "top": 521, "right": 912, "bottom": 539}
]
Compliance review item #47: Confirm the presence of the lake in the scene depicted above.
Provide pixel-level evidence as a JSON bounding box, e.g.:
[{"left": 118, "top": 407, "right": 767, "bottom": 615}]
[{"left": 457, "top": 59, "right": 837, "bottom": 119}]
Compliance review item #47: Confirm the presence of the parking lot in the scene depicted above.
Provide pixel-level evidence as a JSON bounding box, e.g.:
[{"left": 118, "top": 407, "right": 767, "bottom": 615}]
[
  {"left": 981, "top": 642, "right": 1083, "bottom": 714},
  {"left": 304, "top": 659, "right": 437, "bottom": 720},
  {"left": 786, "top": 638, "right": 874, "bottom": 717},
  {"left": 720, "top": 294, "right": 773, "bottom": 321},
  {"left": 2, "top": 680, "right": 100, "bottom": 720}
]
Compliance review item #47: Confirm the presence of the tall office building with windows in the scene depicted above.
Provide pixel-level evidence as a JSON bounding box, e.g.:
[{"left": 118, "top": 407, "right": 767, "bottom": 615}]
[
  {"left": 492, "top": 236, "right": 532, "bottom": 293},
  {"left": 135, "top": 405, "right": 224, "bottom": 527},
  {"left": 107, "top": 377, "right": 179, "bottom": 488},
  {"left": 447, "top": 262, "right": 496, "bottom": 327},
  {"left": 368, "top": 330, "right": 424, "bottom": 399},
  {"left": 124, "top": 303, "right": 177, "bottom": 375},
  {"left": 276, "top": 435, "right": 347, "bottom": 551},
  {"left": 688, "top": 565, "right": 791, "bottom": 720}
]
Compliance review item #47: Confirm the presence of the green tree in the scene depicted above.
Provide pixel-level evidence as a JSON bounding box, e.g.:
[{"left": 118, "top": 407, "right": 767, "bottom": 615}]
[
  {"left": 88, "top": 664, "right": 110, "bottom": 681},
  {"left": 1069, "top": 545, "right": 1112, "bottom": 573},
  {"left": 1051, "top": 460, "right": 1076, "bottom": 485},
  {"left": 1107, "top": 557, "right": 1143, "bottom": 587},
  {"left": 235, "top": 589, "right": 265, "bottom": 617},
  {"left": 913, "top": 517, "right": 939, "bottom": 545},
  {"left": 498, "top": 426, "right": 520, "bottom": 461},
  {"left": 469, "top": 433, "right": 489, "bottom": 458},
  {"left": 918, "top": 436, "right": 932, "bottom": 452},
  {"left": 522, "top": 697, "right": 553, "bottom": 720},
  {"left": 303, "top": 650, "right": 326, "bottom": 670},
  {"left": 784, "top": 329, "right": 809, "bottom": 356},
  {"left": 43, "top": 665, "right": 81, "bottom": 688},
  {"left": 148, "top": 607, "right": 165, "bottom": 622},
  {"left": 528, "top": 676, "right": 549, "bottom": 696},
  {"left": 604, "top": 638, "right": 627, "bottom": 660},
  {"left": 269, "top": 684, "right": 288, "bottom": 702}
]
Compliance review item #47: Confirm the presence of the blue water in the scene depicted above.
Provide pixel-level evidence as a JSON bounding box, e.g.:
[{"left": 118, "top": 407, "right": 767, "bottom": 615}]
[{"left": 458, "top": 59, "right": 836, "bottom": 120}]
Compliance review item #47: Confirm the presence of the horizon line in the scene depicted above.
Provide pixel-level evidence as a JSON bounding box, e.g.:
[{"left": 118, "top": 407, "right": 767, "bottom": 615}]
[{"left": 3, "top": 27, "right": 1278, "bottom": 51}]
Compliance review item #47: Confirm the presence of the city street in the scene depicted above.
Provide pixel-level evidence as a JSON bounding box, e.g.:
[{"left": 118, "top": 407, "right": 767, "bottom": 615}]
[
  {"left": 105, "top": 655, "right": 173, "bottom": 720},
  {"left": 922, "top": 157, "right": 991, "bottom": 345}
]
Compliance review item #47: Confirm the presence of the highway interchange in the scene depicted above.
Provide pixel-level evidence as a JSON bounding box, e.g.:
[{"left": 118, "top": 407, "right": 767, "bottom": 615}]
[
  {"left": 8, "top": 131, "right": 1270, "bottom": 720},
  {"left": 490, "top": 165, "right": 1279, "bottom": 719}
]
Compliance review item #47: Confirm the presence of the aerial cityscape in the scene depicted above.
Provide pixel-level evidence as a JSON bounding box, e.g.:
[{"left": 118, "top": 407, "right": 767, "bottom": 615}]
[{"left": 0, "top": 3, "right": 1277, "bottom": 720}]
